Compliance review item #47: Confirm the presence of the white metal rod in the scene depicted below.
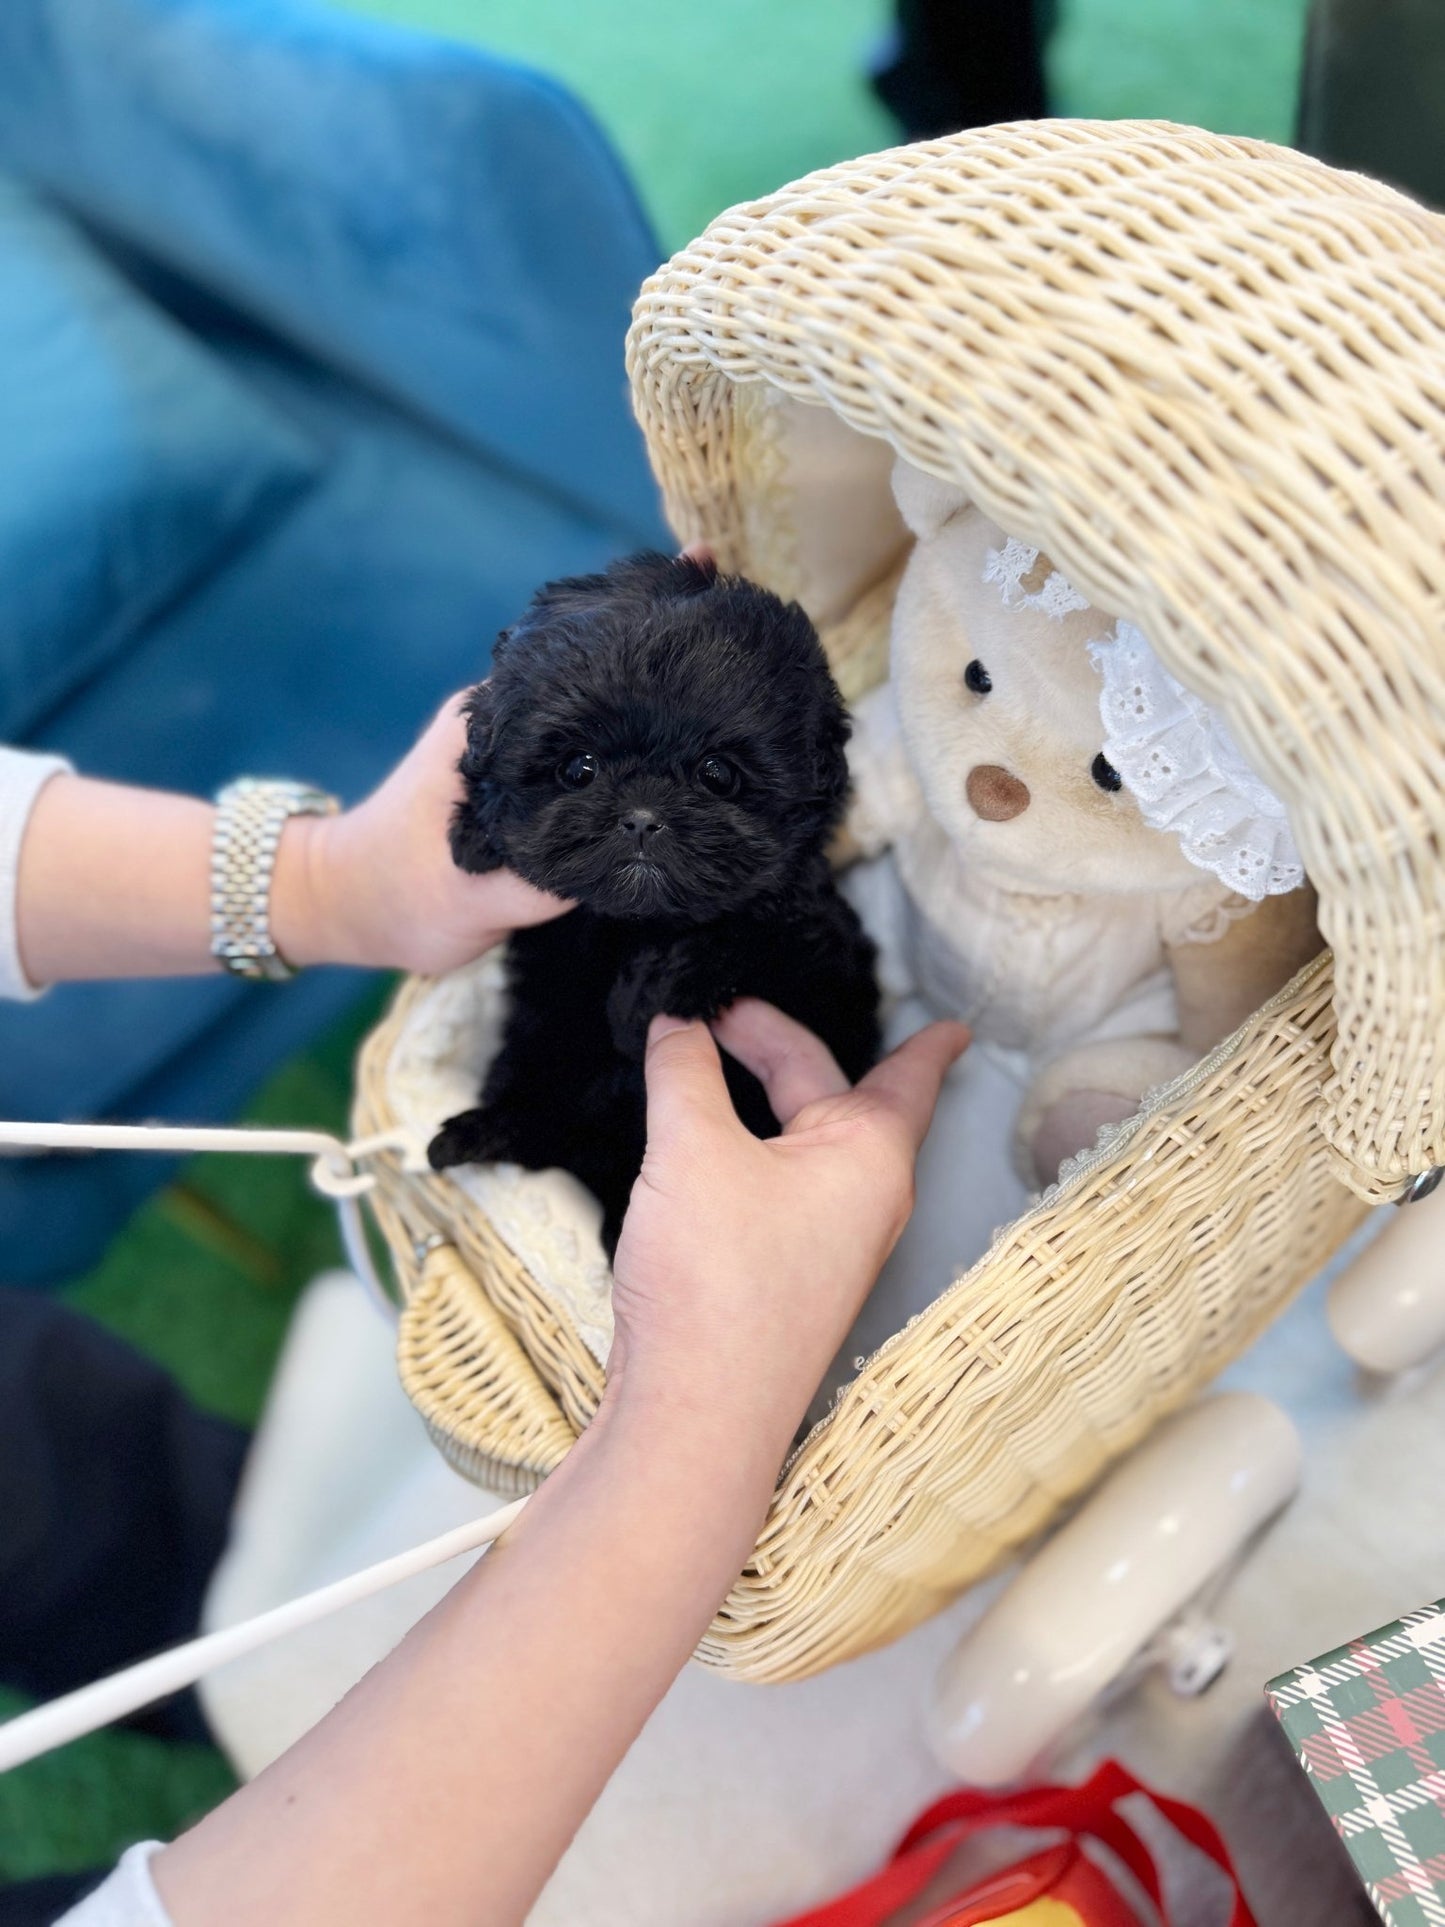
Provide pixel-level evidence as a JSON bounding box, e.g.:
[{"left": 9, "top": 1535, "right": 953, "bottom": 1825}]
[
  {"left": 0, "top": 1498, "right": 528, "bottom": 1774},
  {"left": 0, "top": 1120, "right": 347, "bottom": 1160}
]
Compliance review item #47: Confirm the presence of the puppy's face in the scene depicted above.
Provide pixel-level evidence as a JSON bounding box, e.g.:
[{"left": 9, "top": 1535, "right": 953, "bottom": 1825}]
[{"left": 452, "top": 554, "right": 850, "bottom": 921}]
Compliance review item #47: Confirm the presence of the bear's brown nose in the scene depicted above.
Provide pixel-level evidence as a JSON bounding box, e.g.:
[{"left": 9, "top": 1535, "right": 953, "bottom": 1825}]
[{"left": 965, "top": 764, "right": 1031, "bottom": 822}]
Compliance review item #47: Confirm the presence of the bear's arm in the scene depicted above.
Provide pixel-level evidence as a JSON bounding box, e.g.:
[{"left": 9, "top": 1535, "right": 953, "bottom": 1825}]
[{"left": 1168, "top": 884, "right": 1323, "bottom": 1055}]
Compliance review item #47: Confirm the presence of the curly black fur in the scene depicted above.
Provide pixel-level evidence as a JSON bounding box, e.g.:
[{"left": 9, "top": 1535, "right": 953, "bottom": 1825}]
[{"left": 427, "top": 551, "right": 881, "bottom": 1254}]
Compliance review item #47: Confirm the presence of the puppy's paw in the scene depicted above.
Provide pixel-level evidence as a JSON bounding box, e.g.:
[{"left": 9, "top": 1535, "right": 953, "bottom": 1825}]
[
  {"left": 427, "top": 1108, "right": 507, "bottom": 1171},
  {"left": 654, "top": 942, "right": 739, "bottom": 1028},
  {"left": 607, "top": 944, "right": 739, "bottom": 1058},
  {"left": 664, "top": 968, "right": 737, "bottom": 1023},
  {"left": 606, "top": 956, "right": 664, "bottom": 1060}
]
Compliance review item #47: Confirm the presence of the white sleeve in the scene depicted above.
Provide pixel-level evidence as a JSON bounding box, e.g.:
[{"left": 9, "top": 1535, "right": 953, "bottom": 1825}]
[
  {"left": 56, "top": 1842, "right": 172, "bottom": 1926},
  {"left": 0, "top": 746, "right": 73, "bottom": 1001}
]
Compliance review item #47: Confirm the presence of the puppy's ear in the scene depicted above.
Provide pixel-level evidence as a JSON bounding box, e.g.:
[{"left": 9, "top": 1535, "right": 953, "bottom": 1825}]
[
  {"left": 449, "top": 681, "right": 507, "bottom": 875},
  {"left": 810, "top": 686, "right": 853, "bottom": 820},
  {"left": 891, "top": 457, "right": 968, "bottom": 540},
  {"left": 772, "top": 603, "right": 852, "bottom": 822},
  {"left": 603, "top": 550, "right": 718, "bottom": 600}
]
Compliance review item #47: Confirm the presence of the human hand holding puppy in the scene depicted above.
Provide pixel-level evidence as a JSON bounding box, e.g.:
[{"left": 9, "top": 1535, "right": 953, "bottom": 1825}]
[
  {"left": 278, "top": 548, "right": 724, "bottom": 981},
  {"left": 268, "top": 692, "right": 574, "bottom": 976},
  {"left": 14, "top": 691, "right": 572, "bottom": 987},
  {"left": 154, "top": 1000, "right": 967, "bottom": 1927},
  {"left": 265, "top": 548, "right": 716, "bottom": 977},
  {"left": 609, "top": 1001, "right": 970, "bottom": 1467}
]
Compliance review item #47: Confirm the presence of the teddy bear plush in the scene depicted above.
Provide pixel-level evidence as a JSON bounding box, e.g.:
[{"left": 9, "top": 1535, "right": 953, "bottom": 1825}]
[{"left": 846, "top": 459, "right": 1322, "bottom": 1188}]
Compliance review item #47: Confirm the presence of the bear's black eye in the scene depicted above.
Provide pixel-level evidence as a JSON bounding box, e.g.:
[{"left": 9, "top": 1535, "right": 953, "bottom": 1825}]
[
  {"left": 557, "top": 752, "right": 599, "bottom": 790},
  {"left": 695, "top": 754, "right": 739, "bottom": 798},
  {"left": 1091, "top": 752, "right": 1123, "bottom": 793},
  {"left": 964, "top": 659, "right": 992, "bottom": 695}
]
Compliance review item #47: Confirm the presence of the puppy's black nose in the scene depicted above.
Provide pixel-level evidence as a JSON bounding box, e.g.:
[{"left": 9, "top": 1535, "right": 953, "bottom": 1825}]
[{"left": 619, "top": 808, "right": 662, "bottom": 852}]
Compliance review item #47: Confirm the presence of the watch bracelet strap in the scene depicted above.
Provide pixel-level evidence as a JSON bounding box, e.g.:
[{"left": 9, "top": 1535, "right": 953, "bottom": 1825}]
[{"left": 211, "top": 779, "right": 339, "bottom": 981}]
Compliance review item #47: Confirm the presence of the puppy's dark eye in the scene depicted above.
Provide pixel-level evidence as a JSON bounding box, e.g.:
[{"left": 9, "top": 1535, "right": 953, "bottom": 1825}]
[
  {"left": 1091, "top": 752, "right": 1123, "bottom": 793},
  {"left": 557, "top": 752, "right": 599, "bottom": 790},
  {"left": 695, "top": 755, "right": 739, "bottom": 798},
  {"left": 963, "top": 660, "right": 992, "bottom": 695}
]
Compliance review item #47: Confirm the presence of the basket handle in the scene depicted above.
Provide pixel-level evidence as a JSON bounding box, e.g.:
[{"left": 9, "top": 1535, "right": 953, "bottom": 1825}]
[
  {"left": 0, "top": 1115, "right": 426, "bottom": 1316},
  {"left": 0, "top": 1497, "right": 527, "bottom": 1775}
]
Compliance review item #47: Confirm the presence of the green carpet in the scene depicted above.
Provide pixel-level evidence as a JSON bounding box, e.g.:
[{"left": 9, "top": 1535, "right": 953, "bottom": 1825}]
[
  {"left": 63, "top": 986, "right": 389, "bottom": 1428},
  {"left": 1050, "top": 0, "right": 1308, "bottom": 150},
  {"left": 6, "top": 0, "right": 1310, "bottom": 1886},
  {"left": 341, "top": 0, "right": 898, "bottom": 255},
  {"left": 341, "top": 0, "right": 1310, "bottom": 254},
  {"left": 0, "top": 1689, "right": 237, "bottom": 1884},
  {"left": 0, "top": 990, "right": 387, "bottom": 1883}
]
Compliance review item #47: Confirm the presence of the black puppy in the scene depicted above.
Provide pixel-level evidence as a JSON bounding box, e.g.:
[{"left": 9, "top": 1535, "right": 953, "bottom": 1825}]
[{"left": 427, "top": 551, "right": 881, "bottom": 1254}]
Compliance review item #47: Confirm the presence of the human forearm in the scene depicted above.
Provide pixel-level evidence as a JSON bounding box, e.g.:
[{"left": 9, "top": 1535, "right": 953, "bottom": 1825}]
[
  {"left": 16, "top": 773, "right": 216, "bottom": 984},
  {"left": 12, "top": 772, "right": 385, "bottom": 985},
  {"left": 149, "top": 1010, "right": 963, "bottom": 1927},
  {"left": 154, "top": 1379, "right": 784, "bottom": 1927},
  {"left": 11, "top": 697, "right": 570, "bottom": 989}
]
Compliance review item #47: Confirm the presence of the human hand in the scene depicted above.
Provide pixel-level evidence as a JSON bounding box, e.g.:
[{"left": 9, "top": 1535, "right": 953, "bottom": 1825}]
[
  {"left": 270, "top": 692, "right": 571, "bottom": 975},
  {"left": 607, "top": 1001, "right": 969, "bottom": 1472}
]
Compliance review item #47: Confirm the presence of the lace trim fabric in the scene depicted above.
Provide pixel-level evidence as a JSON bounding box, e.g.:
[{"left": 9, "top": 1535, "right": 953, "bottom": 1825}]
[
  {"left": 982, "top": 537, "right": 1090, "bottom": 620},
  {"left": 981, "top": 538, "right": 1304, "bottom": 900},
  {"left": 1164, "top": 886, "right": 1258, "bottom": 948},
  {"left": 1088, "top": 621, "right": 1304, "bottom": 900}
]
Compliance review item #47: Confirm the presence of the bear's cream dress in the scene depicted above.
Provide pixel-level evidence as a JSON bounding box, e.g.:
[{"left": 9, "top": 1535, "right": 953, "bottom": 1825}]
[{"left": 844, "top": 683, "right": 1245, "bottom": 1067}]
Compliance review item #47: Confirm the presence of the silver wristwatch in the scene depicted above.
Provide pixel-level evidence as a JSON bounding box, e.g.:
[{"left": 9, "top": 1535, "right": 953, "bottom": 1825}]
[{"left": 210, "top": 778, "right": 340, "bottom": 981}]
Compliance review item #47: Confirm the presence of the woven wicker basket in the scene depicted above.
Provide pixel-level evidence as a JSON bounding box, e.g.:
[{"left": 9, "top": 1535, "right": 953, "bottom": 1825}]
[{"left": 355, "top": 121, "right": 1445, "bottom": 1683}]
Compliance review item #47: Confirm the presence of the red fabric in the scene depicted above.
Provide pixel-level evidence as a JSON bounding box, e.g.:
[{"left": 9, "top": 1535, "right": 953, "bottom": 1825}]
[
  {"left": 770, "top": 1760, "right": 1256, "bottom": 1927},
  {"left": 911, "top": 1844, "right": 1140, "bottom": 1927}
]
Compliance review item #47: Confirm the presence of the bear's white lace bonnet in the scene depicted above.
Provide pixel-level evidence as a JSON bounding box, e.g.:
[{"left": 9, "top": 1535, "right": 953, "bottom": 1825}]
[{"left": 983, "top": 538, "right": 1305, "bottom": 901}]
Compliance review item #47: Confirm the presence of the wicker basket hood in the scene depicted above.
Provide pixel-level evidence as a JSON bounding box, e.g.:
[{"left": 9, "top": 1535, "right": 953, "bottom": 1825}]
[{"left": 627, "top": 118, "right": 1445, "bottom": 1204}]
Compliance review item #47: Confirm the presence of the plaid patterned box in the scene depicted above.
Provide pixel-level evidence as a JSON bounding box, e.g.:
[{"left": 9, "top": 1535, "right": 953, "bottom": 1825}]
[{"left": 1267, "top": 1601, "right": 1445, "bottom": 1927}]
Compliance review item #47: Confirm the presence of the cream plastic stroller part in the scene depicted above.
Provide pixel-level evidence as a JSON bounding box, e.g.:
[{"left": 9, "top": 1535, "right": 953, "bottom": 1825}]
[
  {"left": 928, "top": 1393, "right": 1302, "bottom": 1787},
  {"left": 358, "top": 119, "right": 1445, "bottom": 1682},
  {"left": 1327, "top": 1187, "right": 1445, "bottom": 1373}
]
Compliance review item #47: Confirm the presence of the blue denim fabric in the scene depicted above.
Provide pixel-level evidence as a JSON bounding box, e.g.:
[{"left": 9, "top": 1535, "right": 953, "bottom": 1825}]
[
  {"left": 0, "top": 176, "right": 318, "bottom": 739},
  {"left": 0, "top": 0, "right": 662, "bottom": 530},
  {"left": 0, "top": 0, "right": 669, "bottom": 1281}
]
